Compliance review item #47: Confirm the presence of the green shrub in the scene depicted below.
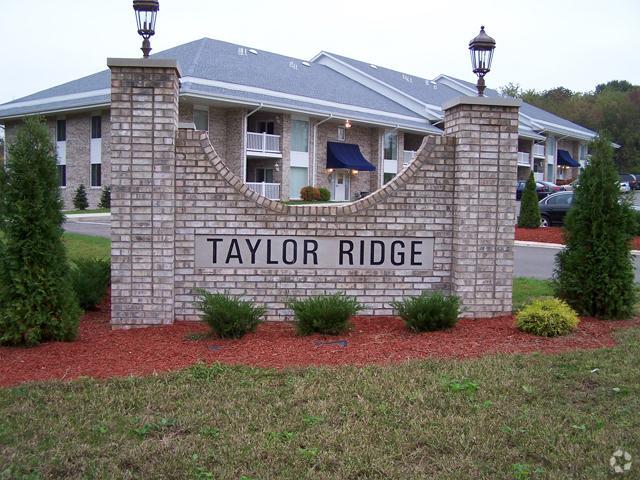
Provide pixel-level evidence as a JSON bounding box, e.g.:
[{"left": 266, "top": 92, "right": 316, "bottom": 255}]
[
  {"left": 518, "top": 172, "right": 541, "bottom": 228},
  {"left": 515, "top": 298, "right": 579, "bottom": 337},
  {"left": 98, "top": 185, "right": 111, "bottom": 209},
  {"left": 300, "top": 186, "right": 321, "bottom": 201},
  {"left": 630, "top": 208, "right": 640, "bottom": 236},
  {"left": 318, "top": 187, "right": 331, "bottom": 202},
  {"left": 73, "top": 184, "right": 89, "bottom": 210},
  {"left": 196, "top": 290, "right": 265, "bottom": 339},
  {"left": 554, "top": 135, "right": 636, "bottom": 318},
  {"left": 0, "top": 117, "right": 81, "bottom": 346},
  {"left": 71, "top": 257, "right": 110, "bottom": 310},
  {"left": 391, "top": 292, "right": 461, "bottom": 332},
  {"left": 287, "top": 293, "right": 361, "bottom": 335}
]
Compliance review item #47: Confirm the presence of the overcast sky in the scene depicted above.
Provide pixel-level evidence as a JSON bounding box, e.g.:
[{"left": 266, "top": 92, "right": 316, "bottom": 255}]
[{"left": 0, "top": 0, "right": 639, "bottom": 107}]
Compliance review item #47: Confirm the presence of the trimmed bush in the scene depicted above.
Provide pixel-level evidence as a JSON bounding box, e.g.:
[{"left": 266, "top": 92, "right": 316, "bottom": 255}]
[
  {"left": 516, "top": 298, "right": 579, "bottom": 337},
  {"left": 318, "top": 187, "right": 331, "bottom": 202},
  {"left": 554, "top": 135, "right": 636, "bottom": 318},
  {"left": 71, "top": 258, "right": 110, "bottom": 310},
  {"left": 518, "top": 172, "right": 541, "bottom": 228},
  {"left": 0, "top": 117, "right": 81, "bottom": 346},
  {"left": 300, "top": 186, "right": 321, "bottom": 201},
  {"left": 287, "top": 293, "right": 361, "bottom": 335},
  {"left": 391, "top": 292, "right": 461, "bottom": 332},
  {"left": 196, "top": 290, "right": 265, "bottom": 339},
  {"left": 73, "top": 184, "right": 89, "bottom": 210},
  {"left": 98, "top": 185, "right": 111, "bottom": 209}
]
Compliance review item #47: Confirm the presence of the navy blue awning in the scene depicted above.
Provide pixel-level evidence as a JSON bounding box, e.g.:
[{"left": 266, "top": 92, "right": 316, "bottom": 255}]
[
  {"left": 327, "top": 142, "right": 376, "bottom": 171},
  {"left": 557, "top": 149, "right": 580, "bottom": 168}
]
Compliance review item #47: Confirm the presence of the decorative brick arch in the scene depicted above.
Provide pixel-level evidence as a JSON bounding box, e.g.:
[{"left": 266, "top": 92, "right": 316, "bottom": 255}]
[{"left": 108, "top": 58, "right": 519, "bottom": 328}]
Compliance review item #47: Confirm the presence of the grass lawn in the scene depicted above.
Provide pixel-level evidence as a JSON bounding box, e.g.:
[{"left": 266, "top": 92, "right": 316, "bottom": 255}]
[
  {"left": 513, "top": 277, "right": 555, "bottom": 311},
  {"left": 64, "top": 208, "right": 110, "bottom": 215},
  {"left": 1, "top": 328, "right": 638, "bottom": 479},
  {"left": 63, "top": 232, "right": 110, "bottom": 261}
]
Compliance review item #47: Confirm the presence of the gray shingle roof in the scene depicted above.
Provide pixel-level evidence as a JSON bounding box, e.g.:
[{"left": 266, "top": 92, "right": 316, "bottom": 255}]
[{"left": 0, "top": 38, "right": 438, "bottom": 133}]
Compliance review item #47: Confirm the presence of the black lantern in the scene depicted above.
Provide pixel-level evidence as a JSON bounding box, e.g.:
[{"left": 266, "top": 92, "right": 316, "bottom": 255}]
[
  {"left": 469, "top": 26, "right": 496, "bottom": 96},
  {"left": 133, "top": 0, "right": 160, "bottom": 58}
]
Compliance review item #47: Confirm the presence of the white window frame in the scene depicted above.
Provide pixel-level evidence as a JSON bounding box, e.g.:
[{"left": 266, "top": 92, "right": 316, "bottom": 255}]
[
  {"left": 56, "top": 118, "right": 67, "bottom": 188},
  {"left": 90, "top": 113, "right": 102, "bottom": 188},
  {"left": 337, "top": 126, "right": 346, "bottom": 142}
]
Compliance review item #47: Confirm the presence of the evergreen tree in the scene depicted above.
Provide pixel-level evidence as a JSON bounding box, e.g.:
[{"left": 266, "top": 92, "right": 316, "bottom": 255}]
[
  {"left": 73, "top": 184, "right": 89, "bottom": 210},
  {"left": 554, "top": 135, "right": 636, "bottom": 318},
  {"left": 518, "top": 172, "right": 541, "bottom": 228},
  {"left": 98, "top": 184, "right": 111, "bottom": 209},
  {"left": 0, "top": 117, "right": 81, "bottom": 345}
]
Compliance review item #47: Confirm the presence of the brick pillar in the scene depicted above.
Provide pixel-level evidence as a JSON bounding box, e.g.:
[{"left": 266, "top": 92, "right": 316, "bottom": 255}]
[
  {"left": 108, "top": 58, "right": 181, "bottom": 328},
  {"left": 443, "top": 96, "right": 520, "bottom": 317}
]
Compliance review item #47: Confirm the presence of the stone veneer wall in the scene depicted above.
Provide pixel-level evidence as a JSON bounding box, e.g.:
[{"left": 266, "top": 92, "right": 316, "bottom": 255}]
[{"left": 174, "top": 130, "right": 456, "bottom": 321}]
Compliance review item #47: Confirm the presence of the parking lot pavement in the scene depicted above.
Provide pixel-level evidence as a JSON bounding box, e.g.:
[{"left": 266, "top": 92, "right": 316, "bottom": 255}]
[{"left": 64, "top": 215, "right": 110, "bottom": 238}]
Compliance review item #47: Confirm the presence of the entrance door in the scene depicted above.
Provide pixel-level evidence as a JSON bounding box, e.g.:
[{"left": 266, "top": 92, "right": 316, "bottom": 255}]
[{"left": 333, "top": 171, "right": 349, "bottom": 201}]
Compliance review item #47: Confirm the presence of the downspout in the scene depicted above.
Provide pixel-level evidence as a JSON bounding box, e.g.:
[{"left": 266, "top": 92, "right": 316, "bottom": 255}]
[
  {"left": 312, "top": 114, "right": 333, "bottom": 187},
  {"left": 243, "top": 103, "right": 263, "bottom": 183}
]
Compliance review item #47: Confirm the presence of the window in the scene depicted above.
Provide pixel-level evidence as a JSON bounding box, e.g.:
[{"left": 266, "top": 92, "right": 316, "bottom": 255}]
[
  {"left": 290, "top": 167, "right": 308, "bottom": 199},
  {"left": 91, "top": 115, "right": 102, "bottom": 139},
  {"left": 193, "top": 107, "right": 209, "bottom": 131},
  {"left": 255, "top": 168, "right": 274, "bottom": 183},
  {"left": 57, "top": 165, "right": 67, "bottom": 187},
  {"left": 384, "top": 132, "right": 398, "bottom": 160},
  {"left": 337, "top": 126, "right": 346, "bottom": 141},
  {"left": 258, "top": 121, "right": 275, "bottom": 135},
  {"left": 383, "top": 172, "right": 395, "bottom": 184},
  {"left": 91, "top": 164, "right": 102, "bottom": 187},
  {"left": 546, "top": 193, "right": 572, "bottom": 206},
  {"left": 291, "top": 120, "right": 309, "bottom": 152},
  {"left": 56, "top": 120, "right": 66, "bottom": 142}
]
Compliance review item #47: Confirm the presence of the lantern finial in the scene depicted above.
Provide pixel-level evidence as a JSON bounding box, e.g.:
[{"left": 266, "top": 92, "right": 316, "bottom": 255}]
[
  {"left": 133, "top": 0, "right": 160, "bottom": 58},
  {"left": 469, "top": 26, "right": 496, "bottom": 96}
]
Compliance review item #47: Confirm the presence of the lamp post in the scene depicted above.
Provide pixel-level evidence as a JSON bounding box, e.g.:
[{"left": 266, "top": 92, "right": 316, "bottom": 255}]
[
  {"left": 468, "top": 26, "right": 496, "bottom": 96},
  {"left": 133, "top": 0, "right": 160, "bottom": 58}
]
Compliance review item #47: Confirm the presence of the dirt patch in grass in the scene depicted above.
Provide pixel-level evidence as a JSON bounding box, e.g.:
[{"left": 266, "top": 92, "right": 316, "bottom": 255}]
[
  {"left": 1, "top": 293, "right": 638, "bottom": 387},
  {"left": 516, "top": 226, "right": 640, "bottom": 249}
]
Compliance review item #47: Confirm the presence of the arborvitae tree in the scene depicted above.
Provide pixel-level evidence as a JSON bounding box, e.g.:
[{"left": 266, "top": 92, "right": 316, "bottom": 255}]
[
  {"left": 0, "top": 117, "right": 81, "bottom": 345},
  {"left": 518, "top": 172, "right": 541, "bottom": 228},
  {"left": 98, "top": 184, "right": 111, "bottom": 209},
  {"left": 554, "top": 135, "right": 636, "bottom": 318},
  {"left": 73, "top": 184, "right": 89, "bottom": 210}
]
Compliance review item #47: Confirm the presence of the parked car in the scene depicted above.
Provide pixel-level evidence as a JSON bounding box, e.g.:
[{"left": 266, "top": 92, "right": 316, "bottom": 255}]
[
  {"left": 631, "top": 174, "right": 640, "bottom": 190},
  {"left": 515, "top": 181, "right": 551, "bottom": 201},
  {"left": 538, "top": 181, "right": 564, "bottom": 194},
  {"left": 620, "top": 174, "right": 638, "bottom": 190},
  {"left": 539, "top": 191, "right": 573, "bottom": 227},
  {"left": 620, "top": 182, "right": 631, "bottom": 193}
]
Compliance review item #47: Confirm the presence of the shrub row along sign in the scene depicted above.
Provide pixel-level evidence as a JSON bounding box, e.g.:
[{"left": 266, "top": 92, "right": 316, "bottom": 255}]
[{"left": 195, "top": 235, "right": 435, "bottom": 270}]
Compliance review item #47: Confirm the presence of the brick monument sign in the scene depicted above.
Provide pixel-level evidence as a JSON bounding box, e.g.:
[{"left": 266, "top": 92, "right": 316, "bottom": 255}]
[{"left": 107, "top": 58, "right": 520, "bottom": 328}]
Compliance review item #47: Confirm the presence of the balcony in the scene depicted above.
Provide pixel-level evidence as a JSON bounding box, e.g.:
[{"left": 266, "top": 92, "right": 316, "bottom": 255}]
[
  {"left": 246, "top": 132, "right": 281, "bottom": 157},
  {"left": 246, "top": 182, "right": 280, "bottom": 200},
  {"left": 403, "top": 150, "right": 417, "bottom": 164},
  {"left": 532, "top": 144, "right": 545, "bottom": 158},
  {"left": 517, "top": 152, "right": 531, "bottom": 167}
]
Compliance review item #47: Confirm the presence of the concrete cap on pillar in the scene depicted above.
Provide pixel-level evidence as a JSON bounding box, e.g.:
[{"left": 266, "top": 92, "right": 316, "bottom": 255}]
[
  {"left": 442, "top": 95, "right": 521, "bottom": 111},
  {"left": 107, "top": 57, "right": 182, "bottom": 77}
]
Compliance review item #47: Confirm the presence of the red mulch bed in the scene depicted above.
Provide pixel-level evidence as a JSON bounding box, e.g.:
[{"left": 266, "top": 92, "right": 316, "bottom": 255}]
[
  {"left": 1, "top": 294, "right": 639, "bottom": 388},
  {"left": 516, "top": 227, "right": 640, "bottom": 250}
]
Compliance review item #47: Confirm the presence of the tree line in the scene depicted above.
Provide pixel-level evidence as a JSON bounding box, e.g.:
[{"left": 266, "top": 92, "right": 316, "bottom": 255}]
[{"left": 500, "top": 80, "right": 640, "bottom": 172}]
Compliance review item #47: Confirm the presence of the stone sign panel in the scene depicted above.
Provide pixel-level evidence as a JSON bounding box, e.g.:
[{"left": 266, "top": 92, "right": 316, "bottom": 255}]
[{"left": 195, "top": 235, "right": 434, "bottom": 270}]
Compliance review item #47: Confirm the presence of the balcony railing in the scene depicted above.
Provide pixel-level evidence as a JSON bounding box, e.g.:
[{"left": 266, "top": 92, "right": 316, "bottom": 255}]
[
  {"left": 246, "top": 132, "right": 281, "bottom": 154},
  {"left": 403, "top": 150, "right": 417, "bottom": 164},
  {"left": 532, "top": 144, "right": 545, "bottom": 157},
  {"left": 517, "top": 152, "right": 531, "bottom": 167},
  {"left": 246, "top": 182, "right": 280, "bottom": 200}
]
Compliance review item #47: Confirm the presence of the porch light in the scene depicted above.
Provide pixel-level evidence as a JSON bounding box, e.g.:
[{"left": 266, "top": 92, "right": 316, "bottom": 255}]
[
  {"left": 345, "top": 119, "right": 352, "bottom": 129},
  {"left": 133, "top": 0, "right": 160, "bottom": 58},
  {"left": 327, "top": 168, "right": 334, "bottom": 174},
  {"left": 351, "top": 169, "right": 358, "bottom": 176},
  {"left": 274, "top": 162, "right": 280, "bottom": 172},
  {"left": 469, "top": 25, "right": 496, "bottom": 96}
]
